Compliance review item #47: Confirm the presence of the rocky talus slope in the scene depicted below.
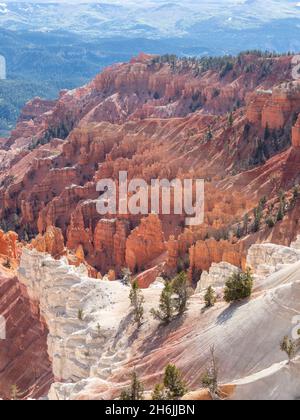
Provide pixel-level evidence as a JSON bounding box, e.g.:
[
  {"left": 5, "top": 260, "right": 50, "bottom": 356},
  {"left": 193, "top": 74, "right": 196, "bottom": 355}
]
[{"left": 15, "top": 239, "right": 300, "bottom": 400}]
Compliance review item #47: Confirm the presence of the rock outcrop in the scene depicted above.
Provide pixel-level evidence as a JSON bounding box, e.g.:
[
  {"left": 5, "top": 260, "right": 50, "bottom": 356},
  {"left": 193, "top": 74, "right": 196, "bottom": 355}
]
[
  {"left": 189, "top": 238, "right": 245, "bottom": 282},
  {"left": 196, "top": 261, "right": 240, "bottom": 293},
  {"left": 0, "top": 230, "right": 18, "bottom": 260},
  {"left": 32, "top": 226, "right": 65, "bottom": 258},
  {"left": 18, "top": 248, "right": 131, "bottom": 382},
  {"left": 292, "top": 114, "right": 300, "bottom": 148},
  {"left": 15, "top": 239, "right": 300, "bottom": 400},
  {"left": 248, "top": 82, "right": 300, "bottom": 130},
  {"left": 261, "top": 82, "right": 300, "bottom": 130},
  {"left": 125, "top": 214, "right": 166, "bottom": 273},
  {"left": 0, "top": 269, "right": 53, "bottom": 400},
  {"left": 246, "top": 242, "right": 300, "bottom": 279}
]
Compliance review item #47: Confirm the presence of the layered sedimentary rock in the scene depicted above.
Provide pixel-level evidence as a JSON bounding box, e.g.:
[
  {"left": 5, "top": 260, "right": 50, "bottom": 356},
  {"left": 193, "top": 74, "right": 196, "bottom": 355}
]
[
  {"left": 0, "top": 230, "right": 18, "bottom": 260},
  {"left": 246, "top": 90, "right": 272, "bottom": 125},
  {"left": 261, "top": 82, "right": 300, "bottom": 130},
  {"left": 18, "top": 248, "right": 130, "bottom": 382},
  {"left": 0, "top": 270, "right": 53, "bottom": 400},
  {"left": 246, "top": 242, "right": 300, "bottom": 279},
  {"left": 189, "top": 238, "right": 245, "bottom": 282},
  {"left": 196, "top": 261, "right": 240, "bottom": 292},
  {"left": 32, "top": 226, "right": 65, "bottom": 258},
  {"left": 247, "top": 81, "right": 300, "bottom": 130},
  {"left": 292, "top": 115, "right": 300, "bottom": 148},
  {"left": 125, "top": 214, "right": 166, "bottom": 273}
]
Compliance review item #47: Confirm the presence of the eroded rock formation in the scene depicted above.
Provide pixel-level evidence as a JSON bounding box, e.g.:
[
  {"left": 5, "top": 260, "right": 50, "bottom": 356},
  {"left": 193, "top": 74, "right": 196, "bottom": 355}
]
[
  {"left": 15, "top": 238, "right": 300, "bottom": 400},
  {"left": 0, "top": 269, "right": 53, "bottom": 400},
  {"left": 0, "top": 53, "right": 298, "bottom": 283}
]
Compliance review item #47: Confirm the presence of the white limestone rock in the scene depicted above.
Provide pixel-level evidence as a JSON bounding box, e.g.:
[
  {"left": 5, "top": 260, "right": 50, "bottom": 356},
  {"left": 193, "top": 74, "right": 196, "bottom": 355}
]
[
  {"left": 196, "top": 262, "right": 240, "bottom": 293},
  {"left": 18, "top": 248, "right": 130, "bottom": 382},
  {"left": 246, "top": 243, "right": 300, "bottom": 279}
]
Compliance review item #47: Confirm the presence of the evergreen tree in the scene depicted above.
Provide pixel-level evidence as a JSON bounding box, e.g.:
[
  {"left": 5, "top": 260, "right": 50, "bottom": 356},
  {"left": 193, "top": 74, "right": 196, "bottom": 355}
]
[
  {"left": 204, "top": 286, "right": 217, "bottom": 308},
  {"left": 252, "top": 206, "right": 263, "bottom": 232},
  {"left": 172, "top": 272, "right": 189, "bottom": 315},
  {"left": 121, "top": 268, "right": 132, "bottom": 286},
  {"left": 10, "top": 384, "right": 21, "bottom": 401},
  {"left": 120, "top": 371, "right": 144, "bottom": 400},
  {"left": 243, "top": 213, "right": 250, "bottom": 235},
  {"left": 152, "top": 384, "right": 167, "bottom": 400},
  {"left": 224, "top": 268, "right": 253, "bottom": 303},
  {"left": 266, "top": 217, "right": 275, "bottom": 229},
  {"left": 163, "top": 364, "right": 187, "bottom": 400},
  {"left": 129, "top": 280, "right": 145, "bottom": 328},
  {"left": 264, "top": 123, "right": 271, "bottom": 140},
  {"left": 152, "top": 364, "right": 188, "bottom": 400},
  {"left": 228, "top": 112, "right": 234, "bottom": 127},
  {"left": 151, "top": 282, "right": 175, "bottom": 324},
  {"left": 280, "top": 336, "right": 297, "bottom": 362},
  {"left": 236, "top": 223, "right": 243, "bottom": 239},
  {"left": 201, "top": 346, "right": 219, "bottom": 399}
]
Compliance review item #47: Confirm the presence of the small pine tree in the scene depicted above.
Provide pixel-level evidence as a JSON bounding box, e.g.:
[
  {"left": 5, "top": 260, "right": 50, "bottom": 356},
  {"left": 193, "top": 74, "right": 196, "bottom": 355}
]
[
  {"left": 120, "top": 371, "right": 144, "bottom": 400},
  {"left": 252, "top": 206, "right": 263, "bottom": 232},
  {"left": 10, "top": 384, "right": 21, "bottom": 400},
  {"left": 266, "top": 217, "right": 275, "bottom": 229},
  {"left": 236, "top": 223, "right": 243, "bottom": 239},
  {"left": 201, "top": 346, "right": 219, "bottom": 399},
  {"left": 277, "top": 191, "right": 286, "bottom": 221},
  {"left": 152, "top": 383, "right": 167, "bottom": 400},
  {"left": 172, "top": 272, "right": 190, "bottom": 315},
  {"left": 224, "top": 269, "right": 253, "bottom": 303},
  {"left": 228, "top": 112, "right": 234, "bottom": 127},
  {"left": 204, "top": 286, "right": 217, "bottom": 308},
  {"left": 280, "top": 336, "right": 297, "bottom": 362},
  {"left": 163, "top": 364, "right": 188, "bottom": 400},
  {"left": 78, "top": 309, "right": 84, "bottom": 321},
  {"left": 291, "top": 185, "right": 300, "bottom": 208},
  {"left": 151, "top": 282, "right": 174, "bottom": 324},
  {"left": 129, "top": 280, "right": 145, "bottom": 328},
  {"left": 264, "top": 123, "right": 271, "bottom": 140},
  {"left": 121, "top": 268, "right": 132, "bottom": 286},
  {"left": 243, "top": 213, "right": 250, "bottom": 235},
  {"left": 206, "top": 128, "right": 213, "bottom": 141}
]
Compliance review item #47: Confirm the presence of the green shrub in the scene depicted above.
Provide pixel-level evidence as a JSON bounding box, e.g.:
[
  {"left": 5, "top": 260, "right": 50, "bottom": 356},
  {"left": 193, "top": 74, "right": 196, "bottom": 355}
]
[
  {"left": 204, "top": 286, "right": 217, "bottom": 308},
  {"left": 152, "top": 364, "right": 187, "bottom": 400},
  {"left": 224, "top": 269, "right": 253, "bottom": 303},
  {"left": 120, "top": 372, "right": 144, "bottom": 401}
]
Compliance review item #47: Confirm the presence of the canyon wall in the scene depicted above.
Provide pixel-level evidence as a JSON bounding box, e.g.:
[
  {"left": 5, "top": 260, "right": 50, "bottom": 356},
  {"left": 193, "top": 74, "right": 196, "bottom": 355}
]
[{"left": 0, "top": 269, "right": 53, "bottom": 399}]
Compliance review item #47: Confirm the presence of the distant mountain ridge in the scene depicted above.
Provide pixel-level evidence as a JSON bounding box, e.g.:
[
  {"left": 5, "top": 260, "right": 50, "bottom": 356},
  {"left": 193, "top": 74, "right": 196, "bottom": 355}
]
[
  {"left": 0, "top": 1, "right": 300, "bottom": 42},
  {"left": 1, "top": 1, "right": 300, "bottom": 135}
]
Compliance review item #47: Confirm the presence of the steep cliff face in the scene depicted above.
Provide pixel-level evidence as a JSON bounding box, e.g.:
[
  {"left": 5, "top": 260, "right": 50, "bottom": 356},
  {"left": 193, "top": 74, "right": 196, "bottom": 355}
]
[
  {"left": 292, "top": 114, "right": 300, "bottom": 148},
  {"left": 0, "top": 270, "right": 53, "bottom": 400},
  {"left": 0, "top": 230, "right": 53, "bottom": 400}
]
